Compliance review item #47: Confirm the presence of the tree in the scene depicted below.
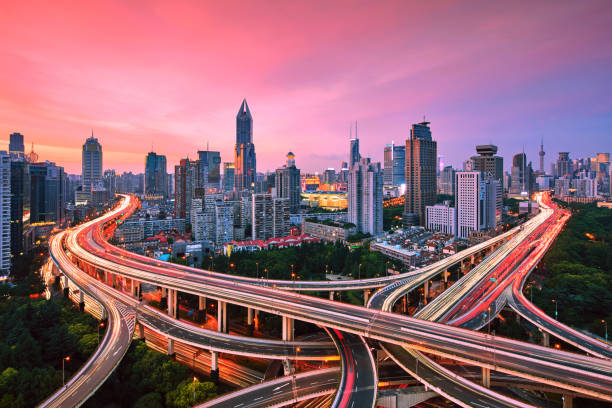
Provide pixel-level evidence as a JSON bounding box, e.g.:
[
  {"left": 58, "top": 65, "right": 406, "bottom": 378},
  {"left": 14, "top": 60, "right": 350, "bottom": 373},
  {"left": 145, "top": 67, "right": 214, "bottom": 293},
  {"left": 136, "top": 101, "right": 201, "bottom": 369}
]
[{"left": 166, "top": 379, "right": 217, "bottom": 408}]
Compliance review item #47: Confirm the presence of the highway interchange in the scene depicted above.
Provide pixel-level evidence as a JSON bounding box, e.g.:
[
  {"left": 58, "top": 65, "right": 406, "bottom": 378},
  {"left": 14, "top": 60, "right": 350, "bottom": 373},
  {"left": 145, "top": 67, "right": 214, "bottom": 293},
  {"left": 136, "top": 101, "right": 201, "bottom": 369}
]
[{"left": 45, "top": 193, "right": 612, "bottom": 407}]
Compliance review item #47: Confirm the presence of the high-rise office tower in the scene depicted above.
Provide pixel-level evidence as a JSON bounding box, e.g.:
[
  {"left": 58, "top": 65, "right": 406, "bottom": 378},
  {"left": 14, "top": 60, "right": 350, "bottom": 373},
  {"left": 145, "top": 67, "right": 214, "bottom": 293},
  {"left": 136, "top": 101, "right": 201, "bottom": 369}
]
[
  {"left": 272, "top": 197, "right": 290, "bottom": 237},
  {"left": 234, "top": 99, "right": 256, "bottom": 192},
  {"left": 455, "top": 171, "right": 481, "bottom": 239},
  {"left": 30, "top": 161, "right": 66, "bottom": 223},
  {"left": 275, "top": 152, "right": 301, "bottom": 213},
  {"left": 539, "top": 138, "right": 545, "bottom": 173},
  {"left": 9, "top": 158, "right": 29, "bottom": 261},
  {"left": 197, "top": 150, "right": 221, "bottom": 191},
  {"left": 471, "top": 145, "right": 503, "bottom": 182},
  {"left": 404, "top": 121, "right": 437, "bottom": 227},
  {"left": 222, "top": 162, "right": 235, "bottom": 192},
  {"left": 438, "top": 166, "right": 455, "bottom": 195},
  {"left": 350, "top": 139, "right": 360, "bottom": 169},
  {"left": 384, "top": 142, "right": 406, "bottom": 187},
  {"left": 483, "top": 178, "right": 502, "bottom": 230},
  {"left": 215, "top": 201, "right": 234, "bottom": 245},
  {"left": 82, "top": 133, "right": 102, "bottom": 189},
  {"left": 251, "top": 193, "right": 273, "bottom": 240},
  {"left": 9, "top": 133, "right": 25, "bottom": 157},
  {"left": 348, "top": 157, "right": 383, "bottom": 235},
  {"left": 103, "top": 169, "right": 117, "bottom": 198},
  {"left": 556, "top": 152, "right": 571, "bottom": 178},
  {"left": 510, "top": 153, "right": 533, "bottom": 195},
  {"left": 174, "top": 158, "right": 197, "bottom": 220},
  {"left": 145, "top": 152, "right": 168, "bottom": 197},
  {"left": 0, "top": 152, "right": 11, "bottom": 275}
]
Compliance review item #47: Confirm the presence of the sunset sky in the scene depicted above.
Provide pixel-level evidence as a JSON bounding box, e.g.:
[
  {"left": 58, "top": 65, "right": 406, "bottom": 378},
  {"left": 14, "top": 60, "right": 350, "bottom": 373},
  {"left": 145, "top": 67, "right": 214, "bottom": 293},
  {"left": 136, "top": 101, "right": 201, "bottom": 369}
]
[{"left": 1, "top": 0, "right": 611, "bottom": 175}]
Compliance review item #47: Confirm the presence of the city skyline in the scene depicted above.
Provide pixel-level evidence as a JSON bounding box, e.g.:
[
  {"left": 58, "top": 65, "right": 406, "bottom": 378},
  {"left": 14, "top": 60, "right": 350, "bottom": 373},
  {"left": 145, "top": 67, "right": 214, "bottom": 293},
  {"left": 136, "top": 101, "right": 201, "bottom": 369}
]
[{"left": 1, "top": 1, "right": 611, "bottom": 174}]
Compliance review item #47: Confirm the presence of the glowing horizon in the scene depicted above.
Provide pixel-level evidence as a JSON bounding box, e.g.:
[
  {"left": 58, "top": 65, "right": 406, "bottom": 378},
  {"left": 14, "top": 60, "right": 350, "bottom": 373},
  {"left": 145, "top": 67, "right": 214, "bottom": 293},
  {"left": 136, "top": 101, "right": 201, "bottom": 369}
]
[{"left": 1, "top": 1, "right": 611, "bottom": 175}]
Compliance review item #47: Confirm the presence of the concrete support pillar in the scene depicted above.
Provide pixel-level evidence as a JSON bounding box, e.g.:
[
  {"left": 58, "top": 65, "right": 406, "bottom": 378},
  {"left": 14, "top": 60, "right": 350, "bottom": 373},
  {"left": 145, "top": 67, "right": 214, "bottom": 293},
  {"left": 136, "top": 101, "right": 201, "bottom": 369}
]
[
  {"left": 167, "top": 338, "right": 174, "bottom": 356},
  {"left": 78, "top": 291, "right": 85, "bottom": 312},
  {"left": 363, "top": 290, "right": 370, "bottom": 306},
  {"left": 136, "top": 323, "right": 145, "bottom": 339},
  {"left": 217, "top": 301, "right": 227, "bottom": 333},
  {"left": 562, "top": 395, "right": 573, "bottom": 408},
  {"left": 198, "top": 296, "right": 207, "bottom": 322},
  {"left": 444, "top": 269, "right": 448, "bottom": 283},
  {"left": 160, "top": 287, "right": 167, "bottom": 309},
  {"left": 482, "top": 367, "right": 491, "bottom": 388},
  {"left": 283, "top": 359, "right": 294, "bottom": 375},
  {"left": 210, "top": 351, "right": 219, "bottom": 384},
  {"left": 167, "top": 289, "right": 178, "bottom": 318},
  {"left": 101, "top": 307, "right": 107, "bottom": 321},
  {"left": 542, "top": 332, "right": 550, "bottom": 347},
  {"left": 246, "top": 307, "right": 254, "bottom": 336},
  {"left": 329, "top": 291, "right": 334, "bottom": 301},
  {"left": 424, "top": 280, "right": 429, "bottom": 304},
  {"left": 282, "top": 316, "right": 294, "bottom": 341},
  {"left": 254, "top": 310, "right": 259, "bottom": 330}
]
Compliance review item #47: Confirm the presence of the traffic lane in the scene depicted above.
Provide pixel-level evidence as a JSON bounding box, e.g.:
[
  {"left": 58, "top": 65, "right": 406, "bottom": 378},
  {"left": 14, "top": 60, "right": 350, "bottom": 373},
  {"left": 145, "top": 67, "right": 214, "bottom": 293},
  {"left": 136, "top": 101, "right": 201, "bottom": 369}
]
[
  {"left": 137, "top": 306, "right": 338, "bottom": 360},
  {"left": 66, "top": 231, "right": 612, "bottom": 397},
  {"left": 196, "top": 368, "right": 340, "bottom": 408},
  {"left": 381, "top": 343, "right": 534, "bottom": 408},
  {"left": 327, "top": 329, "right": 377, "bottom": 408}
]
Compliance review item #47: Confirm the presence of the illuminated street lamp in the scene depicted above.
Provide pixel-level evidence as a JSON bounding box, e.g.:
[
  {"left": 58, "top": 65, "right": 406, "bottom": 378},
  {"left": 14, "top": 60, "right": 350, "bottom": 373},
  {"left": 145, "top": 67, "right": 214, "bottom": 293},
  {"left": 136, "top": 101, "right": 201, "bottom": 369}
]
[
  {"left": 603, "top": 320, "right": 608, "bottom": 342},
  {"left": 552, "top": 299, "right": 558, "bottom": 319},
  {"left": 358, "top": 263, "right": 362, "bottom": 280},
  {"left": 62, "top": 356, "right": 70, "bottom": 386},
  {"left": 193, "top": 376, "right": 197, "bottom": 402},
  {"left": 97, "top": 321, "right": 105, "bottom": 345}
]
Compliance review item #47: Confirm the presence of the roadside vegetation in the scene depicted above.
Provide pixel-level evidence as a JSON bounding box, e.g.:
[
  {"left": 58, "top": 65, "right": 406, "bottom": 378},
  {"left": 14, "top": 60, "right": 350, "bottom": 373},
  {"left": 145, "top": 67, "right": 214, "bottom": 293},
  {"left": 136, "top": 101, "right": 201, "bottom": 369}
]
[
  {"left": 0, "top": 251, "right": 100, "bottom": 408},
  {"left": 533, "top": 202, "right": 612, "bottom": 338},
  {"left": 84, "top": 341, "right": 218, "bottom": 408}
]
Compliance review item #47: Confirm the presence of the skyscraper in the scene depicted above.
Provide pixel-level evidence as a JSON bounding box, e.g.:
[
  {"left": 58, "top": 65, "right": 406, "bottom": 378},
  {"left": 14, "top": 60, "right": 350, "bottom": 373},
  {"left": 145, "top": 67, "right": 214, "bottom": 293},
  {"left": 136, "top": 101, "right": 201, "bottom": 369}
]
[
  {"left": 82, "top": 133, "right": 102, "bottom": 189},
  {"left": 556, "top": 152, "right": 571, "bottom": 178},
  {"left": 455, "top": 171, "right": 481, "bottom": 239},
  {"left": 471, "top": 145, "right": 503, "bottom": 183},
  {"left": 383, "top": 142, "right": 406, "bottom": 187},
  {"left": 275, "top": 152, "right": 301, "bottom": 213},
  {"left": 9, "top": 158, "right": 29, "bottom": 260},
  {"left": 222, "top": 162, "right": 235, "bottom": 192},
  {"left": 9, "top": 133, "right": 25, "bottom": 157},
  {"left": 145, "top": 152, "right": 168, "bottom": 197},
  {"left": 197, "top": 150, "right": 221, "bottom": 191},
  {"left": 174, "top": 158, "right": 197, "bottom": 220},
  {"left": 348, "top": 157, "right": 383, "bottom": 235},
  {"left": 438, "top": 166, "right": 455, "bottom": 196},
  {"left": 252, "top": 193, "right": 273, "bottom": 240},
  {"left": 234, "top": 99, "right": 256, "bottom": 192},
  {"left": 0, "top": 152, "right": 10, "bottom": 275},
  {"left": 539, "top": 138, "right": 545, "bottom": 173},
  {"left": 510, "top": 153, "right": 533, "bottom": 195},
  {"left": 30, "top": 161, "right": 67, "bottom": 223},
  {"left": 404, "top": 121, "right": 437, "bottom": 227}
]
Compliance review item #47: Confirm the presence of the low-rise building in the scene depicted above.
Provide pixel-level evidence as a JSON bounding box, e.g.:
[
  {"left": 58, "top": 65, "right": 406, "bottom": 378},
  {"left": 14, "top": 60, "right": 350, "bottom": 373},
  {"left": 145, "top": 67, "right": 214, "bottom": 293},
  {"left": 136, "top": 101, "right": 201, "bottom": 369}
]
[{"left": 301, "top": 219, "right": 356, "bottom": 242}]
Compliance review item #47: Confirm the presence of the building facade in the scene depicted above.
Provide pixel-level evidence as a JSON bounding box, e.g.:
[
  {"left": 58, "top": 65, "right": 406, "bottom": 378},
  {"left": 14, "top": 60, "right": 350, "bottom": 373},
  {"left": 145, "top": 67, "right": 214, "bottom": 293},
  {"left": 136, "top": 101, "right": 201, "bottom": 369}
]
[
  {"left": 384, "top": 142, "right": 406, "bottom": 187},
  {"left": 348, "top": 157, "right": 383, "bottom": 235},
  {"left": 404, "top": 121, "right": 437, "bottom": 227},
  {"left": 275, "top": 152, "right": 301, "bottom": 213},
  {"left": 82, "top": 134, "right": 102, "bottom": 189},
  {"left": 197, "top": 150, "right": 221, "bottom": 192},
  {"left": 234, "top": 99, "right": 256, "bottom": 192},
  {"left": 471, "top": 145, "right": 503, "bottom": 182},
  {"left": 145, "top": 152, "right": 168, "bottom": 197},
  {"left": 426, "top": 202, "right": 456, "bottom": 235},
  {"left": 0, "top": 152, "right": 10, "bottom": 275},
  {"left": 222, "top": 162, "right": 235, "bottom": 192}
]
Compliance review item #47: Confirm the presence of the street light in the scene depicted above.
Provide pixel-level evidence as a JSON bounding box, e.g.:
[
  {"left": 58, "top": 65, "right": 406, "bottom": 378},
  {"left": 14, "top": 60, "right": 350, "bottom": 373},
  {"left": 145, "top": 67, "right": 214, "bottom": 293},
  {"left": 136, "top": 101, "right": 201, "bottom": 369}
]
[
  {"left": 552, "top": 299, "right": 558, "bottom": 319},
  {"left": 358, "top": 263, "right": 362, "bottom": 280},
  {"left": 97, "top": 321, "right": 105, "bottom": 345},
  {"left": 193, "top": 376, "right": 197, "bottom": 402},
  {"left": 603, "top": 320, "right": 608, "bottom": 342},
  {"left": 256, "top": 262, "right": 259, "bottom": 277},
  {"left": 62, "top": 356, "right": 70, "bottom": 386}
]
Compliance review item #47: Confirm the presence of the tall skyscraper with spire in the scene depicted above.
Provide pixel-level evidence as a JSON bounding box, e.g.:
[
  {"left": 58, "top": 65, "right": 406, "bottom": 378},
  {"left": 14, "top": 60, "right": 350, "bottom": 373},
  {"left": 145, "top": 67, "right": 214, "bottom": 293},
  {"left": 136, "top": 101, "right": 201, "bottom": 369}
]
[
  {"left": 539, "top": 138, "right": 545, "bottom": 173},
  {"left": 234, "top": 99, "right": 256, "bottom": 192}
]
